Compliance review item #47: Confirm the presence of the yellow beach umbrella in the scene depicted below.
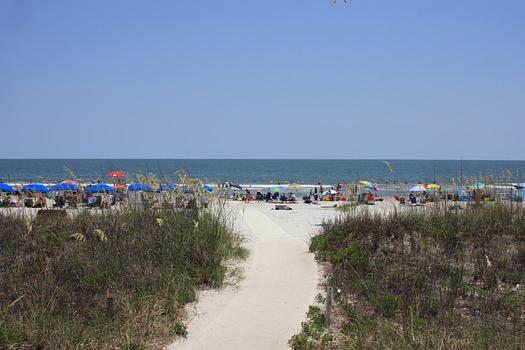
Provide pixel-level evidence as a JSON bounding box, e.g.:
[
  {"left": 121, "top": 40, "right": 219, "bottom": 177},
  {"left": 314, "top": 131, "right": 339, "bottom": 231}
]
[{"left": 287, "top": 183, "right": 302, "bottom": 189}]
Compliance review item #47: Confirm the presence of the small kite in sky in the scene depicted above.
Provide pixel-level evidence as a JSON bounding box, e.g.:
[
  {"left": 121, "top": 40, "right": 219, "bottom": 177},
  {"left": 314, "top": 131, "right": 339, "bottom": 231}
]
[{"left": 332, "top": 0, "right": 348, "bottom": 4}]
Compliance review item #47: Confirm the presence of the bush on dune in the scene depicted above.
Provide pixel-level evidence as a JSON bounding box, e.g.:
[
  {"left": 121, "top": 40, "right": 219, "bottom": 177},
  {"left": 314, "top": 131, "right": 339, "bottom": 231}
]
[
  {"left": 304, "top": 204, "right": 525, "bottom": 349},
  {"left": 0, "top": 205, "right": 246, "bottom": 349}
]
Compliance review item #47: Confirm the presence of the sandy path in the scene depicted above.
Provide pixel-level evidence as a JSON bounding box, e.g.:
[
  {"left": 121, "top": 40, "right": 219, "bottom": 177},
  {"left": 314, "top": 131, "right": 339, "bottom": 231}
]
[{"left": 168, "top": 203, "right": 319, "bottom": 350}]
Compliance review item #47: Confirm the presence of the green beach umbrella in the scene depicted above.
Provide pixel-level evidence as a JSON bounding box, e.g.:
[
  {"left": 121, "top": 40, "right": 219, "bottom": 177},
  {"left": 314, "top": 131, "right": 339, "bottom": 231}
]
[{"left": 271, "top": 186, "right": 285, "bottom": 193}]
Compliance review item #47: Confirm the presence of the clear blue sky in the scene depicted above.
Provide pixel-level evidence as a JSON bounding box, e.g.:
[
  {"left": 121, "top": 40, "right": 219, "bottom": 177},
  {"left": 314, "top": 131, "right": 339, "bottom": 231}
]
[{"left": 1, "top": 0, "right": 523, "bottom": 159}]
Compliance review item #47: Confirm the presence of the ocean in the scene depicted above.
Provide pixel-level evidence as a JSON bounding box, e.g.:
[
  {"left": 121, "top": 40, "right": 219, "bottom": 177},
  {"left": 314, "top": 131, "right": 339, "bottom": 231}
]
[{"left": 0, "top": 159, "right": 524, "bottom": 185}]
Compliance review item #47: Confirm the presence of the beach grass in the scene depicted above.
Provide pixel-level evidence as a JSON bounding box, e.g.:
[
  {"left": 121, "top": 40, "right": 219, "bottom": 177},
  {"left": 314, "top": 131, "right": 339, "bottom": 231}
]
[
  {"left": 292, "top": 203, "right": 525, "bottom": 349},
  {"left": 0, "top": 203, "right": 246, "bottom": 349}
]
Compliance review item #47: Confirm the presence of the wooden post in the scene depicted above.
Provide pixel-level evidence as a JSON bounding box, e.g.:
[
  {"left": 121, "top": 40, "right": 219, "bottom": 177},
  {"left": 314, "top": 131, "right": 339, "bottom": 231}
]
[
  {"left": 325, "top": 287, "right": 333, "bottom": 328},
  {"left": 106, "top": 289, "right": 114, "bottom": 313}
]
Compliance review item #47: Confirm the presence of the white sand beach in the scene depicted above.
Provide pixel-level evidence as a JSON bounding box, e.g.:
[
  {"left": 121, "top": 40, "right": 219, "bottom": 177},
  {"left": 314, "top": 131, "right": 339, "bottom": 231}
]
[{"left": 167, "top": 200, "right": 397, "bottom": 350}]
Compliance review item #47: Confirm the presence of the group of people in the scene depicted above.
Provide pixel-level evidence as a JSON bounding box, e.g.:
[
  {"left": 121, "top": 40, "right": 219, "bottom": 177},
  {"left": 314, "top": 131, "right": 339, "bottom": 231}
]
[{"left": 0, "top": 188, "right": 125, "bottom": 209}]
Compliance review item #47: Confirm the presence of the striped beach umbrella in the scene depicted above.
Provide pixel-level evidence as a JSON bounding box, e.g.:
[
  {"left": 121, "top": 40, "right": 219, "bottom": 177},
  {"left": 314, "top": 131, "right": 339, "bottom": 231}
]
[
  {"left": 408, "top": 184, "right": 426, "bottom": 192},
  {"left": 360, "top": 180, "right": 378, "bottom": 191},
  {"left": 271, "top": 186, "right": 286, "bottom": 193}
]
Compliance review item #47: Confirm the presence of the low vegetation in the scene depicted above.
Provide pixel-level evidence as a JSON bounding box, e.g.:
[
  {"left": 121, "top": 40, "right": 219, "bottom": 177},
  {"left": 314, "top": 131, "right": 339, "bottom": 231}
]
[
  {"left": 293, "top": 203, "right": 525, "bottom": 349},
  {"left": 0, "top": 204, "right": 246, "bottom": 349}
]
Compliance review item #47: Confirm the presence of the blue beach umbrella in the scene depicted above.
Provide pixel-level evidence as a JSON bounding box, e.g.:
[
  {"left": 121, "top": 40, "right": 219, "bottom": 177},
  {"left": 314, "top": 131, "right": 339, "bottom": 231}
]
[
  {"left": 51, "top": 182, "right": 78, "bottom": 191},
  {"left": 22, "top": 184, "right": 49, "bottom": 193},
  {"left": 203, "top": 184, "right": 213, "bottom": 192},
  {"left": 469, "top": 183, "right": 486, "bottom": 189},
  {"left": 157, "top": 184, "right": 177, "bottom": 192},
  {"left": 0, "top": 183, "right": 14, "bottom": 192},
  {"left": 85, "top": 184, "right": 114, "bottom": 193},
  {"left": 128, "top": 183, "right": 151, "bottom": 192}
]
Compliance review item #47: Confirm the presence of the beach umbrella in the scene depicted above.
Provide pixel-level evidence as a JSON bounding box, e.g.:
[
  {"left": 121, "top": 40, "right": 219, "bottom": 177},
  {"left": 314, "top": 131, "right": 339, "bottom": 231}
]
[
  {"left": 0, "top": 183, "right": 14, "bottom": 192},
  {"left": 128, "top": 183, "right": 151, "bottom": 192},
  {"left": 51, "top": 182, "right": 78, "bottom": 191},
  {"left": 22, "top": 184, "right": 49, "bottom": 193},
  {"left": 203, "top": 184, "right": 213, "bottom": 192},
  {"left": 86, "top": 184, "right": 114, "bottom": 193},
  {"left": 323, "top": 189, "right": 338, "bottom": 195},
  {"left": 469, "top": 183, "right": 486, "bottom": 189},
  {"left": 229, "top": 182, "right": 242, "bottom": 190},
  {"left": 360, "top": 180, "right": 378, "bottom": 191},
  {"left": 63, "top": 179, "right": 78, "bottom": 185},
  {"left": 157, "top": 184, "right": 178, "bottom": 192},
  {"left": 271, "top": 185, "right": 285, "bottom": 193},
  {"left": 287, "top": 183, "right": 302, "bottom": 190},
  {"left": 106, "top": 171, "right": 126, "bottom": 179},
  {"left": 426, "top": 184, "right": 441, "bottom": 190},
  {"left": 408, "top": 184, "right": 426, "bottom": 192}
]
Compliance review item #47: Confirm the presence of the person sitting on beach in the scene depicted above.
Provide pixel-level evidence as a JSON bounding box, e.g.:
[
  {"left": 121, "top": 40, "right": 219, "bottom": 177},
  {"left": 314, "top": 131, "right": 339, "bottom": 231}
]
[
  {"left": 55, "top": 195, "right": 65, "bottom": 208},
  {"left": 87, "top": 193, "right": 96, "bottom": 208},
  {"left": 35, "top": 196, "right": 47, "bottom": 208}
]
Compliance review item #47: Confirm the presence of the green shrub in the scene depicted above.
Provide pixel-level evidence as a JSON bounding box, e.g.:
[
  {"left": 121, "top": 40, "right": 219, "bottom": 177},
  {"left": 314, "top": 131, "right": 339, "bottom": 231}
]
[
  {"left": 333, "top": 242, "right": 370, "bottom": 271},
  {"left": 371, "top": 294, "right": 400, "bottom": 318},
  {"left": 0, "top": 204, "right": 246, "bottom": 349},
  {"left": 303, "top": 203, "right": 525, "bottom": 348},
  {"left": 170, "top": 322, "right": 188, "bottom": 338}
]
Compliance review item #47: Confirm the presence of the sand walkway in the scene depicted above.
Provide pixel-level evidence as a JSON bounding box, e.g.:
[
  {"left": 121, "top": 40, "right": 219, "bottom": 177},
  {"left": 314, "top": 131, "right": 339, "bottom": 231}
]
[{"left": 168, "top": 202, "right": 334, "bottom": 350}]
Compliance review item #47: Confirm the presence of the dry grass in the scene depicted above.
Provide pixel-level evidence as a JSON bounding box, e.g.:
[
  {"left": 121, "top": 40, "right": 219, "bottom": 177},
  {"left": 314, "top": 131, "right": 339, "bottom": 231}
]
[
  {"left": 292, "top": 203, "right": 525, "bottom": 349},
  {"left": 0, "top": 202, "right": 246, "bottom": 349}
]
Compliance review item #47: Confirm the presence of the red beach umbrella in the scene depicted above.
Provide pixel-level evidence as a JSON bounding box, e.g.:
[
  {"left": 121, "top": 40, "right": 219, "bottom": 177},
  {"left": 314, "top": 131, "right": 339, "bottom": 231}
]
[{"left": 107, "top": 171, "right": 126, "bottom": 179}]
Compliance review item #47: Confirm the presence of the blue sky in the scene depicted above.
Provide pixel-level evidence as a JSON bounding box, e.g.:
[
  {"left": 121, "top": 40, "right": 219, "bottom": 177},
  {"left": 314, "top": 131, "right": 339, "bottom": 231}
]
[{"left": 0, "top": 0, "right": 523, "bottom": 159}]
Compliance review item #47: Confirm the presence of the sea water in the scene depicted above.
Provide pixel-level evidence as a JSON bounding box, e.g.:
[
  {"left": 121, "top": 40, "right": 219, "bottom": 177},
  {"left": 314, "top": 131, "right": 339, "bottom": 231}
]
[{"left": 0, "top": 159, "right": 523, "bottom": 185}]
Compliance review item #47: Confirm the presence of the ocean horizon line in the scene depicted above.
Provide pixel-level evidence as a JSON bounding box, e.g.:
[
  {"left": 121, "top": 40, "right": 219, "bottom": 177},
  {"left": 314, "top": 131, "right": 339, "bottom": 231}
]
[{"left": 1, "top": 158, "right": 525, "bottom": 162}]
